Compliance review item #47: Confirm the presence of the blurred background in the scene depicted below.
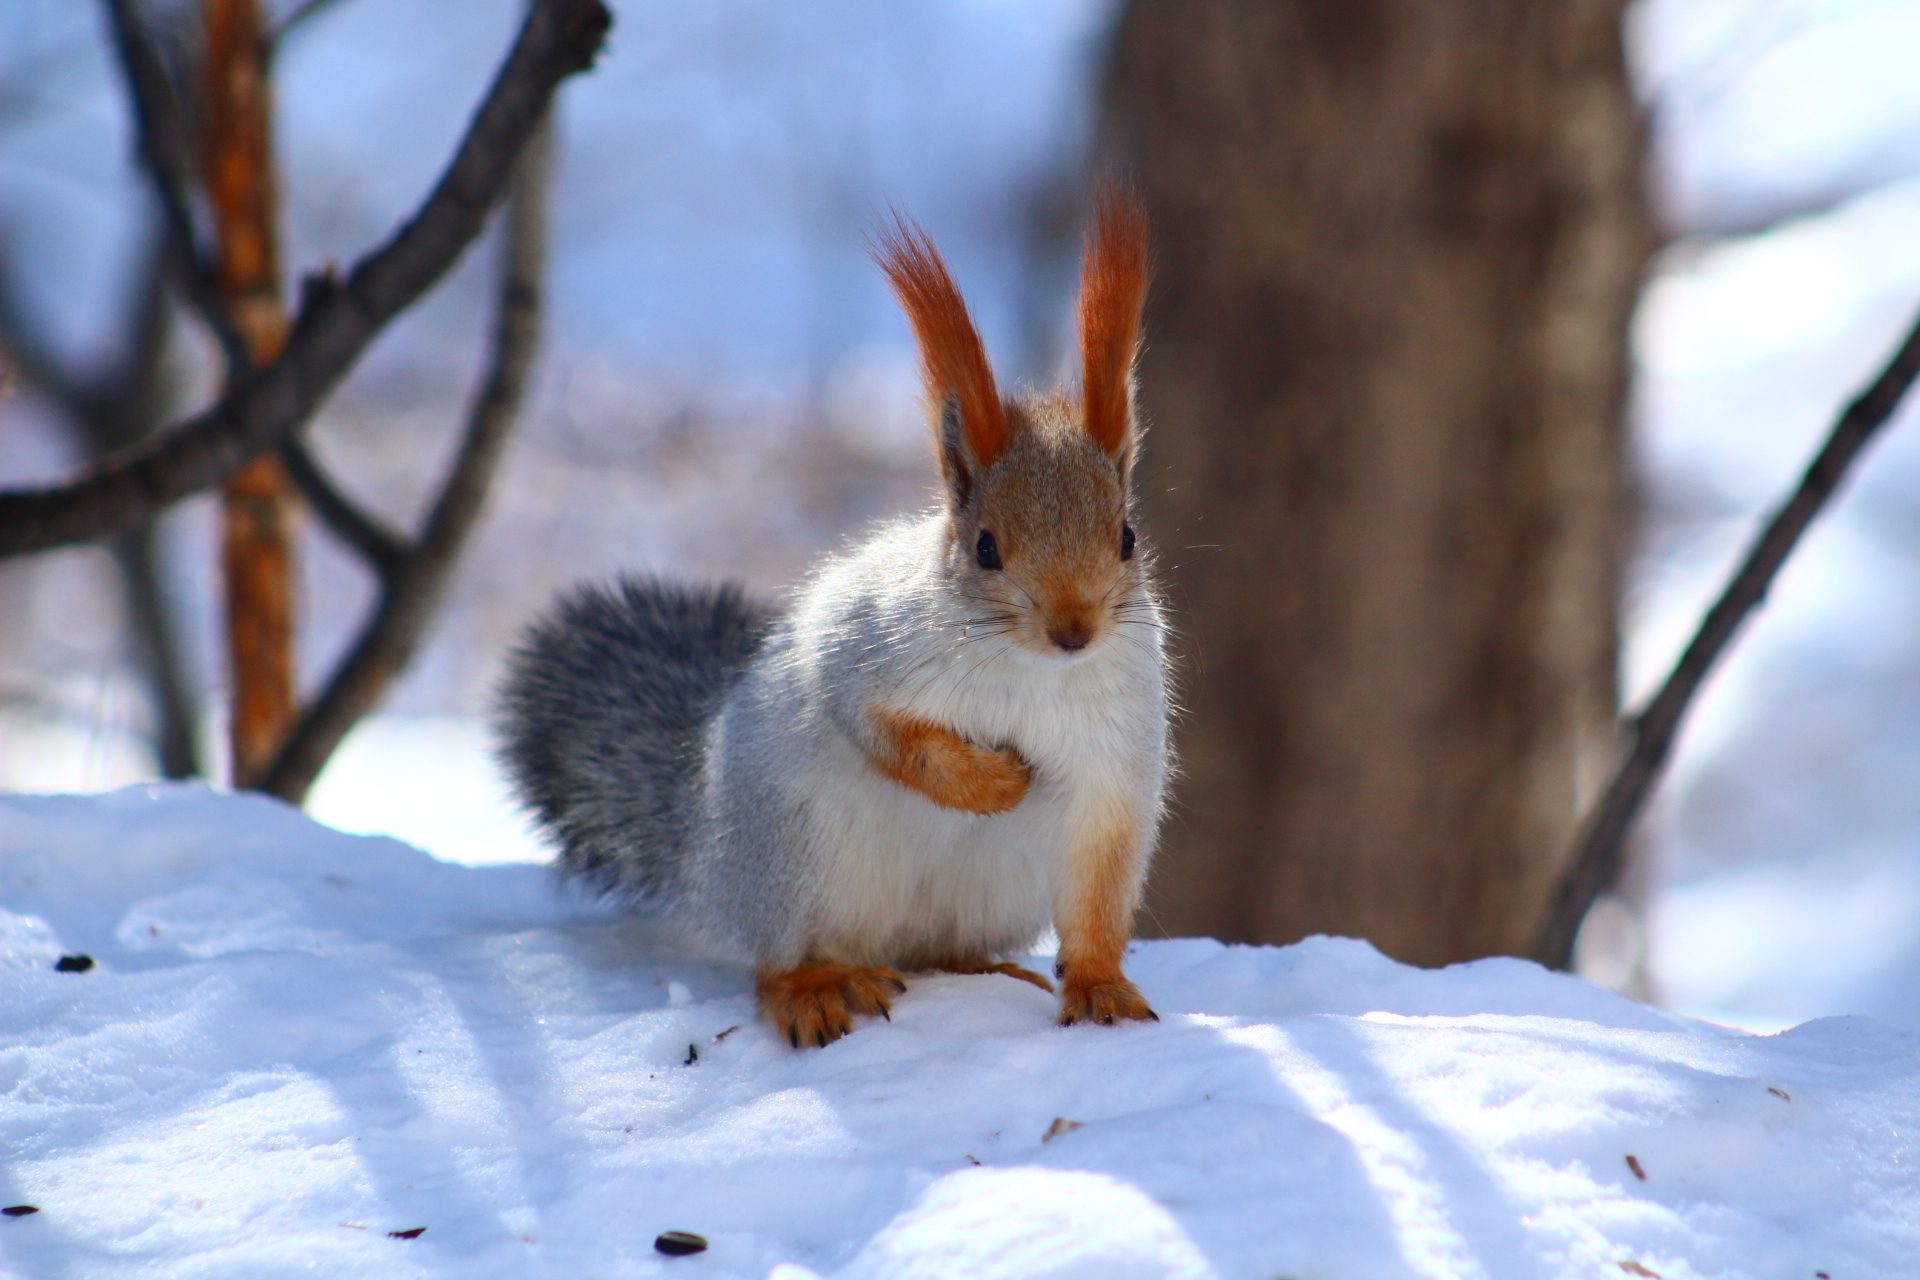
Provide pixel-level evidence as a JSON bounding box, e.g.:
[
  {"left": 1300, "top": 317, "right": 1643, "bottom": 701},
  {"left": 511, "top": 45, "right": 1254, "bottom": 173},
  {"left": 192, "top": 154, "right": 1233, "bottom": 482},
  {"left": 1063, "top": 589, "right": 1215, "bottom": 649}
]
[{"left": 4, "top": 0, "right": 1920, "bottom": 1033}]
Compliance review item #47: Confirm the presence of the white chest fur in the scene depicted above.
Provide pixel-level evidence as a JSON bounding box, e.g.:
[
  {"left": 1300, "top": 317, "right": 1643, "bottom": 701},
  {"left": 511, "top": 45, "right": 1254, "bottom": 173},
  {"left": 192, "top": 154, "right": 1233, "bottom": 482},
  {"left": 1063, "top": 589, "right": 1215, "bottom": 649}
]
[{"left": 803, "top": 607, "right": 1167, "bottom": 969}]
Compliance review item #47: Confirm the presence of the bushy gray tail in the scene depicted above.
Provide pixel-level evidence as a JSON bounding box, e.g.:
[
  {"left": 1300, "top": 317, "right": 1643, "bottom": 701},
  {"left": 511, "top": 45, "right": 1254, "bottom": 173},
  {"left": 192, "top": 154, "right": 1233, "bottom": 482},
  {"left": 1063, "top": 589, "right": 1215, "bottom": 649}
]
[{"left": 496, "top": 577, "right": 775, "bottom": 903}]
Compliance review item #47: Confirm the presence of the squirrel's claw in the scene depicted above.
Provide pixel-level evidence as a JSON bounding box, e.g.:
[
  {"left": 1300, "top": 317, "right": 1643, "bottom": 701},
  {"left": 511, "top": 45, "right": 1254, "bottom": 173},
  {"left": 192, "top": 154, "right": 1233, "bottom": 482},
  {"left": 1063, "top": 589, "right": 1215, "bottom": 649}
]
[
  {"left": 1056, "top": 974, "right": 1156, "bottom": 1027},
  {"left": 758, "top": 962, "right": 906, "bottom": 1049}
]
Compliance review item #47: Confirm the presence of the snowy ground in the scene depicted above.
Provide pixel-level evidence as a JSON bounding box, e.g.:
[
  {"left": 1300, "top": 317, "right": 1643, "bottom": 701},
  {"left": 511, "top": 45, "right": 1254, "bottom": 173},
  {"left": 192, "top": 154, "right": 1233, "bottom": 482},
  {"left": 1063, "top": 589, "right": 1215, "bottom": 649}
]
[{"left": 4, "top": 788, "right": 1916, "bottom": 1280}]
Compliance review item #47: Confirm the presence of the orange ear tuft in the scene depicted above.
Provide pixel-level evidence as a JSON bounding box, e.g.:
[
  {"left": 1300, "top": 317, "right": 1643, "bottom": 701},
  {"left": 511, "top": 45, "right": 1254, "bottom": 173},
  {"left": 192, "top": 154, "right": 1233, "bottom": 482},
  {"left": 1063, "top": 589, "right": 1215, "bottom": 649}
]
[
  {"left": 1078, "top": 187, "right": 1149, "bottom": 457},
  {"left": 873, "top": 216, "right": 1009, "bottom": 471}
]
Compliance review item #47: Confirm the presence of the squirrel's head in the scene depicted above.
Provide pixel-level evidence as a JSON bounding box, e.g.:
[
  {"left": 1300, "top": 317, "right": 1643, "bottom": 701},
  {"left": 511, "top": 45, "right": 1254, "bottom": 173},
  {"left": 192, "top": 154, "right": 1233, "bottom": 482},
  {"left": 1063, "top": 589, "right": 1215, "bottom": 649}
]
[{"left": 875, "top": 190, "right": 1149, "bottom": 660}]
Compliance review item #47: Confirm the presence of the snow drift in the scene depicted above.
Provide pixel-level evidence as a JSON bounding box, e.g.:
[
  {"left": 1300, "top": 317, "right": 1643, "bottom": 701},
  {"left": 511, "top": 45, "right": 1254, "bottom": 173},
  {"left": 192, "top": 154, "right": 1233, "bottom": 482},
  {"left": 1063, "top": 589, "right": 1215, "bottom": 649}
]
[{"left": 1, "top": 786, "right": 1914, "bottom": 1279}]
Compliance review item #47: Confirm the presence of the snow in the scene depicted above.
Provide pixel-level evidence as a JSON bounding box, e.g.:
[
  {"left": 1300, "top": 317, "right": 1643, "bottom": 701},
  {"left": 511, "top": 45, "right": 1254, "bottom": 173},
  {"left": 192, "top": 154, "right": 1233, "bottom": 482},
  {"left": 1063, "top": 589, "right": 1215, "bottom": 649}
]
[
  {"left": 304, "top": 716, "right": 546, "bottom": 868},
  {"left": 5, "top": 788, "right": 1918, "bottom": 1279}
]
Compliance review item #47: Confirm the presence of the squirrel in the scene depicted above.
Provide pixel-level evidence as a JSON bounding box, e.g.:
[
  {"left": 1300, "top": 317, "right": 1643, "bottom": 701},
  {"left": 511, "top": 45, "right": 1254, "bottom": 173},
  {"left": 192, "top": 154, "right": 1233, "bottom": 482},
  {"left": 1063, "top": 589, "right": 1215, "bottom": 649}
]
[{"left": 497, "top": 190, "right": 1168, "bottom": 1048}]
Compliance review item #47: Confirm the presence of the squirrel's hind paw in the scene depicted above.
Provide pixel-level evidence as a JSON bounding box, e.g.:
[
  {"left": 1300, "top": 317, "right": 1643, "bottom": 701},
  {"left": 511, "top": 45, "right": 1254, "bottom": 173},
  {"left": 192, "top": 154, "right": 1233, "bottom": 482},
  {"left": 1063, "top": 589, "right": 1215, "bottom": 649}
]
[
  {"left": 1057, "top": 975, "right": 1157, "bottom": 1027},
  {"left": 758, "top": 962, "right": 907, "bottom": 1048}
]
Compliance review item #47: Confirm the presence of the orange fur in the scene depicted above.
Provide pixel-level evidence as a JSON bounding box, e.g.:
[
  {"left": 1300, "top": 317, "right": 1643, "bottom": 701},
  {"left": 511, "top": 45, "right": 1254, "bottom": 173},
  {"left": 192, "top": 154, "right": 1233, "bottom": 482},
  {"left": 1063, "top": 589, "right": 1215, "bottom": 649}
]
[
  {"left": 1055, "top": 807, "right": 1156, "bottom": 1026},
  {"left": 1077, "top": 187, "right": 1149, "bottom": 458},
  {"left": 930, "top": 958, "right": 1056, "bottom": 994},
  {"left": 873, "top": 216, "right": 1010, "bottom": 469},
  {"left": 758, "top": 961, "right": 907, "bottom": 1048},
  {"left": 1036, "top": 566, "right": 1101, "bottom": 650},
  {"left": 867, "top": 707, "right": 1031, "bottom": 815}
]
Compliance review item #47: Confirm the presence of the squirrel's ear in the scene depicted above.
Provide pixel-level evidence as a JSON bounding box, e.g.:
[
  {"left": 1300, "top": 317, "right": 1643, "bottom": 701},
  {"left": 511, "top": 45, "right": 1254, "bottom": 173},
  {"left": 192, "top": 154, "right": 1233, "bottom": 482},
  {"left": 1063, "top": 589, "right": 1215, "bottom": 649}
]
[
  {"left": 1077, "top": 186, "right": 1149, "bottom": 461},
  {"left": 874, "top": 215, "right": 1008, "bottom": 505}
]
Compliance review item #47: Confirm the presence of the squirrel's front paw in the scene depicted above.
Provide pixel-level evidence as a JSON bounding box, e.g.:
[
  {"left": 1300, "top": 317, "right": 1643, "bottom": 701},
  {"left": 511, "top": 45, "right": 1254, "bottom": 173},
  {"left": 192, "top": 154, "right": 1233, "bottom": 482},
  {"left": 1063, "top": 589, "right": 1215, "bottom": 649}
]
[
  {"left": 950, "top": 744, "right": 1031, "bottom": 815},
  {"left": 1057, "top": 974, "right": 1157, "bottom": 1027},
  {"left": 867, "top": 709, "right": 1031, "bottom": 815},
  {"left": 758, "top": 962, "right": 908, "bottom": 1048}
]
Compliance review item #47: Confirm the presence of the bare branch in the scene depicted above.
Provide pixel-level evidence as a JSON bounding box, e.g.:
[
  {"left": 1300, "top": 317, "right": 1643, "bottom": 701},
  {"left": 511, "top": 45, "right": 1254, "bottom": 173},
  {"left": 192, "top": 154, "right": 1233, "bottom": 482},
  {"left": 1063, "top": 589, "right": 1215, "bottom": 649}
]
[
  {"left": 102, "top": 269, "right": 204, "bottom": 779},
  {"left": 1534, "top": 304, "right": 1920, "bottom": 970},
  {"left": 119, "top": 519, "right": 202, "bottom": 778},
  {"left": 99, "top": 0, "right": 252, "bottom": 373},
  {"left": 0, "top": 0, "right": 610, "bottom": 558},
  {"left": 1, "top": 220, "right": 206, "bottom": 779},
  {"left": 262, "top": 114, "right": 553, "bottom": 803},
  {"left": 279, "top": 436, "right": 406, "bottom": 577}
]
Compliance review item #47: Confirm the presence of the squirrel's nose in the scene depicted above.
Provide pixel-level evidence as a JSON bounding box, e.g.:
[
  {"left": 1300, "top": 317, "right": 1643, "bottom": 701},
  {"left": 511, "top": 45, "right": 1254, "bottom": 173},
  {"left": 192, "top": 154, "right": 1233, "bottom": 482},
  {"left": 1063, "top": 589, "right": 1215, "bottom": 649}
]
[{"left": 1049, "top": 625, "right": 1093, "bottom": 652}]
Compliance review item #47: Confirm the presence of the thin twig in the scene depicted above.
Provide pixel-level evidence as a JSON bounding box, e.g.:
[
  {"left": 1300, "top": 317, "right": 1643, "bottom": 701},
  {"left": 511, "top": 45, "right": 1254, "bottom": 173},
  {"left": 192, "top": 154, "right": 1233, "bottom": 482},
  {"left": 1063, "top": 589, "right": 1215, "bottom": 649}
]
[
  {"left": 262, "top": 114, "right": 552, "bottom": 803},
  {"left": 78, "top": 240, "right": 204, "bottom": 780},
  {"left": 99, "top": 0, "right": 252, "bottom": 373},
  {"left": 1534, "top": 303, "right": 1920, "bottom": 970},
  {"left": 119, "top": 519, "right": 202, "bottom": 778},
  {"left": 0, "top": 224, "right": 204, "bottom": 779},
  {"left": 0, "top": 0, "right": 609, "bottom": 558},
  {"left": 278, "top": 437, "right": 407, "bottom": 577}
]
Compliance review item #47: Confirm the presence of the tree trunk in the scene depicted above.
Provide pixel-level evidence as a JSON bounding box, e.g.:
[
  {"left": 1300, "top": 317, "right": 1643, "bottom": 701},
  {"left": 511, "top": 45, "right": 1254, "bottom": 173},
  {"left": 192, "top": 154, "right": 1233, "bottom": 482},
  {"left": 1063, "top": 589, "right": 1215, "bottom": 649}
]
[
  {"left": 204, "top": 0, "right": 298, "bottom": 789},
  {"left": 1102, "top": 0, "right": 1649, "bottom": 965}
]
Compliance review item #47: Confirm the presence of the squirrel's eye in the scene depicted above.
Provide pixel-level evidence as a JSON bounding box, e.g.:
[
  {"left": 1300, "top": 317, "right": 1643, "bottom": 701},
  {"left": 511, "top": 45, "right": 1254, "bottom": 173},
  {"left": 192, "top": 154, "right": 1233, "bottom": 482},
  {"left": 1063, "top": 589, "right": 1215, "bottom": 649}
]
[
  {"left": 1121, "top": 523, "right": 1135, "bottom": 561},
  {"left": 975, "top": 529, "right": 1002, "bottom": 571}
]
